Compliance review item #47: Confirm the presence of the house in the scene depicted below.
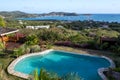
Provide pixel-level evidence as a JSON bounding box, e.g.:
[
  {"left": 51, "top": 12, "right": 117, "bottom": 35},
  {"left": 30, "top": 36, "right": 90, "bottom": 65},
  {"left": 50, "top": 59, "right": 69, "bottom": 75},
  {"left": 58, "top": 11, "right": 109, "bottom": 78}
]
[
  {"left": 0, "top": 27, "right": 19, "bottom": 42},
  {"left": 26, "top": 25, "right": 50, "bottom": 29},
  {"left": 0, "top": 27, "right": 27, "bottom": 50}
]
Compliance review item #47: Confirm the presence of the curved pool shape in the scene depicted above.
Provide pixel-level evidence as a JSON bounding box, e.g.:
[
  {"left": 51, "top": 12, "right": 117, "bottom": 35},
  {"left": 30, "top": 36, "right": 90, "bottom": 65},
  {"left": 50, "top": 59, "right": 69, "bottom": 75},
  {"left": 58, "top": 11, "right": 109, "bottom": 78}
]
[{"left": 10, "top": 50, "right": 114, "bottom": 80}]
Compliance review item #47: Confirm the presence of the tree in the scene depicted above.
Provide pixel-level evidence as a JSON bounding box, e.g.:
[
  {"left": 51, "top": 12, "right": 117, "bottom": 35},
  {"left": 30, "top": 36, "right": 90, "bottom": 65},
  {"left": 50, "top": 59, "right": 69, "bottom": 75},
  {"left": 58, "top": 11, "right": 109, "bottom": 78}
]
[{"left": 0, "top": 16, "right": 5, "bottom": 27}]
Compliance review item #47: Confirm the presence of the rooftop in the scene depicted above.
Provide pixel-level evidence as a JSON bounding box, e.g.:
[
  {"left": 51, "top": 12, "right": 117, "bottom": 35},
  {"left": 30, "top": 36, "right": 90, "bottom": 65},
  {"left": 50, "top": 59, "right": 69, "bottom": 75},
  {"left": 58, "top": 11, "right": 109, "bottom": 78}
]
[{"left": 0, "top": 27, "right": 19, "bottom": 36}]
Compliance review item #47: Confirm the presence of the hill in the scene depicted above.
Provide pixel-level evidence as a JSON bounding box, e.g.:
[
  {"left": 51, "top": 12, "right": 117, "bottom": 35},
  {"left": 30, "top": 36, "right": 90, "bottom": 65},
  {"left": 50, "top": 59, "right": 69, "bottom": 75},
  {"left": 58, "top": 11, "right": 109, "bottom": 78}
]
[
  {"left": 39, "top": 12, "right": 78, "bottom": 16},
  {"left": 0, "top": 11, "right": 79, "bottom": 18},
  {"left": 0, "top": 11, "right": 38, "bottom": 18}
]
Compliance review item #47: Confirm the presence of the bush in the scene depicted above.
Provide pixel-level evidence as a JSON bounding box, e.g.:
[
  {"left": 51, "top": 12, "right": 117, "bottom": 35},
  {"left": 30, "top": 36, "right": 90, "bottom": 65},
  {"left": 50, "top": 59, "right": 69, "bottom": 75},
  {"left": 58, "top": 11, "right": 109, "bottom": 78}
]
[
  {"left": 54, "top": 41, "right": 73, "bottom": 47},
  {"left": 38, "top": 30, "right": 62, "bottom": 42},
  {"left": 100, "top": 42, "right": 109, "bottom": 50},
  {"left": 68, "top": 34, "right": 89, "bottom": 44},
  {"left": 29, "top": 45, "right": 41, "bottom": 53},
  {"left": 117, "top": 47, "right": 120, "bottom": 54},
  {"left": 113, "top": 67, "right": 120, "bottom": 72},
  {"left": 26, "top": 34, "right": 39, "bottom": 46},
  {"left": 13, "top": 45, "right": 26, "bottom": 57},
  {"left": 46, "top": 43, "right": 53, "bottom": 49},
  {"left": 110, "top": 45, "right": 117, "bottom": 52}
]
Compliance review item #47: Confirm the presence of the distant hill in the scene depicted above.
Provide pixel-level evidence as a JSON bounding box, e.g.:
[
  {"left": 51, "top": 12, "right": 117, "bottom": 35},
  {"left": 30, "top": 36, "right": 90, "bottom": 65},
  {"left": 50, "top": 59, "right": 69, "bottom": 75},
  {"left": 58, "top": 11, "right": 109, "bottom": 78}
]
[
  {"left": 39, "top": 12, "right": 79, "bottom": 16},
  {"left": 0, "top": 11, "right": 79, "bottom": 18},
  {"left": 0, "top": 11, "right": 38, "bottom": 18}
]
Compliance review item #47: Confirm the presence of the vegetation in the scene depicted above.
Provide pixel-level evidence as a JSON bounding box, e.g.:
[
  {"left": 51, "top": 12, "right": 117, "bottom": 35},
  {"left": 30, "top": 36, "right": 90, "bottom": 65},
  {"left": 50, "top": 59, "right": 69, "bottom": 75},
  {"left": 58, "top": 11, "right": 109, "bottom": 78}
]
[
  {"left": 29, "top": 45, "right": 41, "bottom": 53},
  {"left": 0, "top": 11, "right": 79, "bottom": 19},
  {"left": 0, "top": 16, "right": 5, "bottom": 27},
  {"left": 30, "top": 68, "right": 82, "bottom": 80},
  {"left": 26, "top": 34, "right": 39, "bottom": 46},
  {"left": 13, "top": 45, "right": 25, "bottom": 57},
  {"left": 0, "top": 42, "right": 5, "bottom": 52},
  {"left": 0, "top": 18, "right": 120, "bottom": 80}
]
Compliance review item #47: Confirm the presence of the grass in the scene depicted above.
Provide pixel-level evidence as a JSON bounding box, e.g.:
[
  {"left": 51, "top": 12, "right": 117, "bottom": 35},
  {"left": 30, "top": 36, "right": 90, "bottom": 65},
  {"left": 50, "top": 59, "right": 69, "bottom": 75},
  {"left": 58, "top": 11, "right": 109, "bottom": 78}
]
[
  {"left": 0, "top": 45, "right": 119, "bottom": 80},
  {"left": 0, "top": 55, "right": 26, "bottom": 80}
]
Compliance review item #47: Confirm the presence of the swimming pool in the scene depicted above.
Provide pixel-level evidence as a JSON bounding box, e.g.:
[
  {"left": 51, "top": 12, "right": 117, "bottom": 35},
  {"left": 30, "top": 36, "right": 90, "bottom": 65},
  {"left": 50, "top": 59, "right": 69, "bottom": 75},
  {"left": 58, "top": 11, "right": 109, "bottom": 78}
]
[{"left": 8, "top": 50, "right": 115, "bottom": 80}]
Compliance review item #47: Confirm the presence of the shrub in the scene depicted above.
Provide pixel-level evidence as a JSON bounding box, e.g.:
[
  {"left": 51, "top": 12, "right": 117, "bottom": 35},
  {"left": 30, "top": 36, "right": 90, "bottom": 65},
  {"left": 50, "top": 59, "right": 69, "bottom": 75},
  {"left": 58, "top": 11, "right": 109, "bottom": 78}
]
[
  {"left": 13, "top": 46, "right": 25, "bottom": 57},
  {"left": 26, "top": 34, "right": 39, "bottom": 46},
  {"left": 100, "top": 42, "right": 109, "bottom": 50},
  {"left": 110, "top": 45, "right": 117, "bottom": 52},
  {"left": 41, "top": 31, "right": 62, "bottom": 42},
  {"left": 117, "top": 47, "right": 120, "bottom": 54},
  {"left": 29, "top": 45, "right": 41, "bottom": 53},
  {"left": 46, "top": 43, "right": 53, "bottom": 49},
  {"left": 113, "top": 67, "right": 120, "bottom": 72},
  {"left": 54, "top": 41, "right": 73, "bottom": 47},
  {"left": 68, "top": 34, "right": 89, "bottom": 44}
]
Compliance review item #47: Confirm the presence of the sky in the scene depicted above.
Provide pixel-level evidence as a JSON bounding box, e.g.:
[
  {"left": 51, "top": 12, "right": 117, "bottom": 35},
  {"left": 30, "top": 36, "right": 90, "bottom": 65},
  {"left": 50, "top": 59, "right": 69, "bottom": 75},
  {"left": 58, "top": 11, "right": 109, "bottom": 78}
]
[{"left": 0, "top": 0, "right": 120, "bottom": 13}]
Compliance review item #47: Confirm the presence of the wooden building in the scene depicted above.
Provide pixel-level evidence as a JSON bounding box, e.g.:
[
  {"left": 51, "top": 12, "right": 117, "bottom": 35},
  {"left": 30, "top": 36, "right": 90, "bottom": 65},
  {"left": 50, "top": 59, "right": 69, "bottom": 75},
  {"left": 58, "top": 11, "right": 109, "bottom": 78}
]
[{"left": 0, "top": 28, "right": 19, "bottom": 42}]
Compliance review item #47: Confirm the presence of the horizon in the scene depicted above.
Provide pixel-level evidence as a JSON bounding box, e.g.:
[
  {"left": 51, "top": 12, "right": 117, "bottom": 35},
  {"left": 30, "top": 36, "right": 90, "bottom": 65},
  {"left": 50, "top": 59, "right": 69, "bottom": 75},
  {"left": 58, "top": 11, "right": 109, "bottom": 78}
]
[
  {"left": 0, "top": 10, "right": 120, "bottom": 14},
  {"left": 0, "top": 0, "right": 120, "bottom": 14}
]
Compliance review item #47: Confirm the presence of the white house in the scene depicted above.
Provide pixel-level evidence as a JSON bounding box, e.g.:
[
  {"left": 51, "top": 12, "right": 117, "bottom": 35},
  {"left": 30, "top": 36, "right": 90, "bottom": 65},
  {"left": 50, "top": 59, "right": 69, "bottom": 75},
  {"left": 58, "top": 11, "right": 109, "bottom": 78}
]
[{"left": 26, "top": 25, "right": 50, "bottom": 29}]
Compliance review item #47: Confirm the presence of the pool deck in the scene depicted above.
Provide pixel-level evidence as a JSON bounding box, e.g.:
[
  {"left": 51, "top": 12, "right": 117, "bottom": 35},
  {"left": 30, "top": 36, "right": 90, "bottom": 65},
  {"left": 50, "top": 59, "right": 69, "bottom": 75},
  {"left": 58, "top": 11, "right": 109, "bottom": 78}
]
[{"left": 8, "top": 49, "right": 115, "bottom": 80}]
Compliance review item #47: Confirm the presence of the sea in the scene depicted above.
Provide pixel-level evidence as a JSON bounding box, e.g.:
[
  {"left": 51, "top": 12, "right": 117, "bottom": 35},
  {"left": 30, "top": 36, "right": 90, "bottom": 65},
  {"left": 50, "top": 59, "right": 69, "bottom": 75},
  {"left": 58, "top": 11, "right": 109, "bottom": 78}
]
[{"left": 19, "top": 14, "right": 120, "bottom": 23}]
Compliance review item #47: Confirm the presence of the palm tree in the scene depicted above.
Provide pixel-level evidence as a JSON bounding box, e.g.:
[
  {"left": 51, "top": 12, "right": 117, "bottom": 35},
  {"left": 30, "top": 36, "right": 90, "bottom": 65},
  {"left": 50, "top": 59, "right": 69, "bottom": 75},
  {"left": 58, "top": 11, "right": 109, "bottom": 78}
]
[
  {"left": 31, "top": 68, "right": 83, "bottom": 80},
  {"left": 34, "top": 69, "right": 39, "bottom": 80}
]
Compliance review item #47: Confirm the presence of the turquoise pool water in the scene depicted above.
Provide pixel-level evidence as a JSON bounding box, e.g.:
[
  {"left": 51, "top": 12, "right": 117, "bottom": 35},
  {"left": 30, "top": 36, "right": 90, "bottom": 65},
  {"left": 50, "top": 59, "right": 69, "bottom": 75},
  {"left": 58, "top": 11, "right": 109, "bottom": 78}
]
[{"left": 14, "top": 51, "right": 110, "bottom": 80}]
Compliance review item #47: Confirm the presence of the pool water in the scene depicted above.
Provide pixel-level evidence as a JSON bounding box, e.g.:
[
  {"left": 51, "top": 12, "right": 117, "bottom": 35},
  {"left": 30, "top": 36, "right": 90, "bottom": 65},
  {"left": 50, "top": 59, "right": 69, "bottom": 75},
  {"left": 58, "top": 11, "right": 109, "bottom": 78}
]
[{"left": 14, "top": 51, "right": 110, "bottom": 80}]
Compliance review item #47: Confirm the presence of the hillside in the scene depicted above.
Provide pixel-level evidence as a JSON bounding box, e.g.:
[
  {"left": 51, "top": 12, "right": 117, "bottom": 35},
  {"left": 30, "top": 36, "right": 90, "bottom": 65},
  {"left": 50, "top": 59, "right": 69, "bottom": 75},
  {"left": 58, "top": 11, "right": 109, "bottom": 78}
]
[
  {"left": 39, "top": 12, "right": 78, "bottom": 16},
  {"left": 0, "top": 11, "right": 38, "bottom": 18},
  {"left": 0, "top": 11, "right": 79, "bottom": 18}
]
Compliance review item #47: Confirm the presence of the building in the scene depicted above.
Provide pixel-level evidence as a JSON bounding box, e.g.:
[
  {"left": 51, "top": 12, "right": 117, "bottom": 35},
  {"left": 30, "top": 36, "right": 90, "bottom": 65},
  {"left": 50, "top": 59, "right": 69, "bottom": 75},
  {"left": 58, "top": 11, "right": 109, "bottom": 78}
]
[
  {"left": 0, "top": 27, "right": 19, "bottom": 42},
  {"left": 26, "top": 25, "right": 50, "bottom": 29}
]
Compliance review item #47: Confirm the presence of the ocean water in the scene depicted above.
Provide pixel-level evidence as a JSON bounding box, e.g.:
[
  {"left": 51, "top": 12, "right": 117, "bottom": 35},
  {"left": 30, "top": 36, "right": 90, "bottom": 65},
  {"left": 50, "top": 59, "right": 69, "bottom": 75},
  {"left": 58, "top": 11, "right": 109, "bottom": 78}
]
[
  {"left": 19, "top": 14, "right": 120, "bottom": 23},
  {"left": 14, "top": 50, "right": 110, "bottom": 80}
]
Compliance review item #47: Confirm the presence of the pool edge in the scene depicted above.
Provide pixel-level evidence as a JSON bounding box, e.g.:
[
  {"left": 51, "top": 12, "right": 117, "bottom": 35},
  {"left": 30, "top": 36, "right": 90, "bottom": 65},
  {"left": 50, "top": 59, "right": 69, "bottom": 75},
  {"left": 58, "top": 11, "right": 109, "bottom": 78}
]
[
  {"left": 7, "top": 49, "right": 115, "bottom": 80},
  {"left": 98, "top": 56, "right": 115, "bottom": 80},
  {"left": 7, "top": 49, "right": 53, "bottom": 79}
]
